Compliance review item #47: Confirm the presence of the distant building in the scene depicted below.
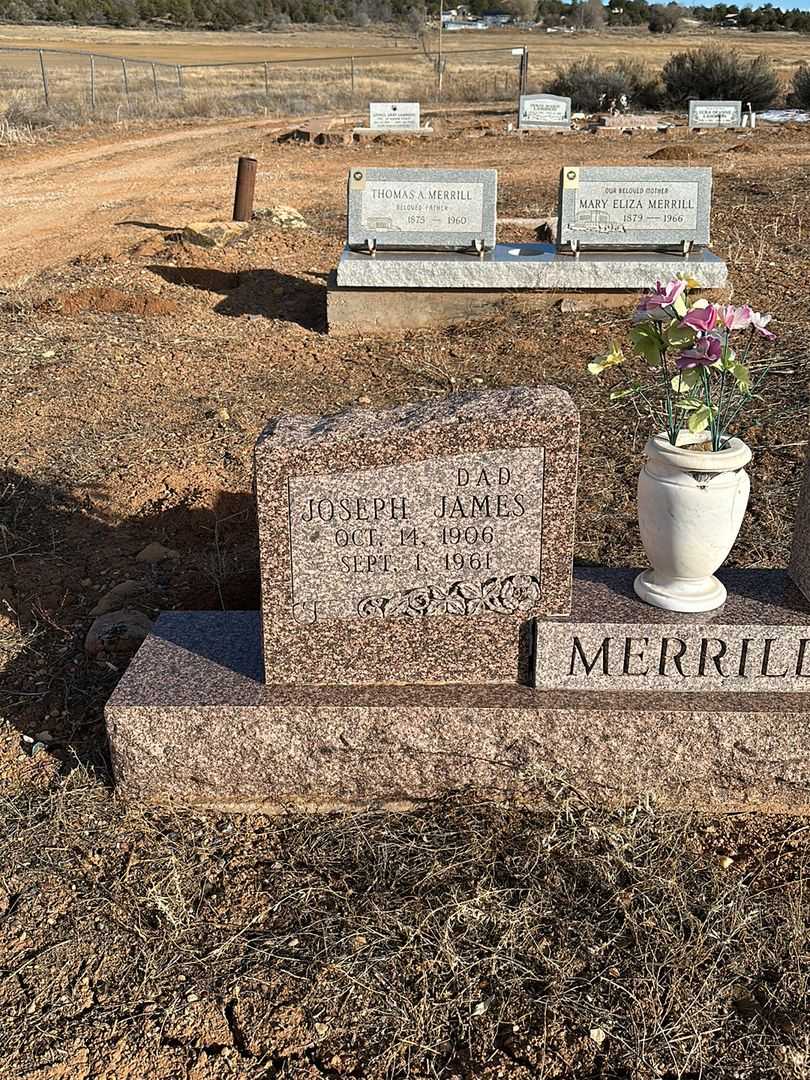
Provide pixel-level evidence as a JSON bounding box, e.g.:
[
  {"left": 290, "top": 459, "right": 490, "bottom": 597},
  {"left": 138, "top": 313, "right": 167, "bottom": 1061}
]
[{"left": 482, "top": 12, "right": 513, "bottom": 25}]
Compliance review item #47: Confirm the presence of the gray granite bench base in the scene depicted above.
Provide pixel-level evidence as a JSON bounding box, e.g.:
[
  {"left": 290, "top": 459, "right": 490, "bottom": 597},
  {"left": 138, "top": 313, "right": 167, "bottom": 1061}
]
[
  {"left": 326, "top": 275, "right": 729, "bottom": 335},
  {"left": 106, "top": 569, "right": 810, "bottom": 814},
  {"left": 335, "top": 244, "right": 728, "bottom": 289}
]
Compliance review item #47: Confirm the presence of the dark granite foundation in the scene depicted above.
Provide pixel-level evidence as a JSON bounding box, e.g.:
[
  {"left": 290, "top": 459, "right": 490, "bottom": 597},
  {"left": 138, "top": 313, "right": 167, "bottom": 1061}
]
[{"left": 106, "top": 569, "right": 810, "bottom": 813}]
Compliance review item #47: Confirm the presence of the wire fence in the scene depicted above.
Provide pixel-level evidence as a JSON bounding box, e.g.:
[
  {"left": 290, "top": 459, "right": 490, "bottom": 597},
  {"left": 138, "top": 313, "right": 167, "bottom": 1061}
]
[{"left": 0, "top": 43, "right": 536, "bottom": 120}]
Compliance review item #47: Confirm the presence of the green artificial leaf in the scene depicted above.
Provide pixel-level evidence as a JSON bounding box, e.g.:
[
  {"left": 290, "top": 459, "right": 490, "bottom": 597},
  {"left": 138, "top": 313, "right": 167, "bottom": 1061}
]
[
  {"left": 733, "top": 363, "right": 751, "bottom": 392},
  {"left": 630, "top": 324, "right": 663, "bottom": 367},
  {"left": 670, "top": 369, "right": 700, "bottom": 391},
  {"left": 665, "top": 324, "right": 695, "bottom": 349},
  {"left": 673, "top": 395, "right": 705, "bottom": 412},
  {"left": 687, "top": 405, "right": 714, "bottom": 433}
]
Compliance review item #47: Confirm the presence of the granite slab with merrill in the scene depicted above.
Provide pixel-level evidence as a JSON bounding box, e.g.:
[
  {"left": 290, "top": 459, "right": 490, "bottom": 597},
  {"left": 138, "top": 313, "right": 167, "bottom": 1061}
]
[
  {"left": 536, "top": 567, "right": 810, "bottom": 692},
  {"left": 789, "top": 442, "right": 810, "bottom": 601},
  {"left": 254, "top": 387, "right": 578, "bottom": 685},
  {"left": 335, "top": 245, "right": 728, "bottom": 289},
  {"left": 106, "top": 569, "right": 810, "bottom": 813}
]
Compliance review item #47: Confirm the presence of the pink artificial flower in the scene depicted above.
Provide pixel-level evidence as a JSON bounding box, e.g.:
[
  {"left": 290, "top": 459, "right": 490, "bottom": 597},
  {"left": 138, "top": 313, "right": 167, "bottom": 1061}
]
[
  {"left": 676, "top": 335, "right": 723, "bottom": 370},
  {"left": 719, "top": 304, "right": 753, "bottom": 331},
  {"left": 636, "top": 278, "right": 686, "bottom": 314},
  {"left": 681, "top": 304, "right": 719, "bottom": 333},
  {"left": 750, "top": 310, "right": 775, "bottom": 339}
]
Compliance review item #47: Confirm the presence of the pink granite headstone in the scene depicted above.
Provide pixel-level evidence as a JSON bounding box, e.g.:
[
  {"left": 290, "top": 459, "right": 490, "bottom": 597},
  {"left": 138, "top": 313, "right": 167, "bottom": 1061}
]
[{"left": 254, "top": 386, "right": 579, "bottom": 685}]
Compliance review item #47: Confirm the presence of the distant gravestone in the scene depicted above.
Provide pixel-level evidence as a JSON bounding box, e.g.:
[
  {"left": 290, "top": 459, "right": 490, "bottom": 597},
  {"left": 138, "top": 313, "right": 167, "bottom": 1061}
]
[
  {"left": 519, "top": 93, "right": 571, "bottom": 130},
  {"left": 346, "top": 167, "right": 498, "bottom": 252},
  {"left": 557, "top": 165, "right": 713, "bottom": 251},
  {"left": 254, "top": 386, "right": 579, "bottom": 685},
  {"left": 368, "top": 101, "right": 421, "bottom": 131},
  {"left": 689, "top": 100, "right": 743, "bottom": 129}
]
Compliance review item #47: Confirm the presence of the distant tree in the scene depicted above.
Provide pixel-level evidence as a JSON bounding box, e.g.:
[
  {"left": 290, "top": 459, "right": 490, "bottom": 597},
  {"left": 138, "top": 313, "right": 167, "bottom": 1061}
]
[
  {"left": 405, "top": 4, "right": 424, "bottom": 32},
  {"left": 584, "top": 0, "right": 605, "bottom": 25},
  {"left": 500, "top": 0, "right": 537, "bottom": 21},
  {"left": 648, "top": 2, "right": 679, "bottom": 32},
  {"left": 792, "top": 64, "right": 810, "bottom": 108}
]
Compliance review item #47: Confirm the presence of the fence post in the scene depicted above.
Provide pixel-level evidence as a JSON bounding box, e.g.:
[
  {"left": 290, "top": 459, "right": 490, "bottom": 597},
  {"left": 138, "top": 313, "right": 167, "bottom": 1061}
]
[
  {"left": 233, "top": 156, "right": 257, "bottom": 222},
  {"left": 38, "top": 50, "right": 50, "bottom": 108},
  {"left": 350, "top": 55, "right": 355, "bottom": 97},
  {"left": 121, "top": 58, "right": 130, "bottom": 106},
  {"left": 152, "top": 62, "right": 159, "bottom": 101},
  {"left": 264, "top": 61, "right": 269, "bottom": 100},
  {"left": 90, "top": 54, "right": 96, "bottom": 111},
  {"left": 176, "top": 65, "right": 183, "bottom": 93}
]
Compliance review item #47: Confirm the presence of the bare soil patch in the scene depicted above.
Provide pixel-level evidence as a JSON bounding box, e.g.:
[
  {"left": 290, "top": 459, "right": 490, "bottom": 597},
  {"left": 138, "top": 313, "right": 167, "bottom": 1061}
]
[
  {"left": 43, "top": 285, "right": 181, "bottom": 316},
  {"left": 1, "top": 111, "right": 810, "bottom": 1077}
]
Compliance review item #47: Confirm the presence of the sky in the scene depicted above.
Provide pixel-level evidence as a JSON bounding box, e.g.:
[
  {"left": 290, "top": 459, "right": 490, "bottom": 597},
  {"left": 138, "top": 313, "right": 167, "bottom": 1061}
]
[{"left": 731, "top": 1, "right": 810, "bottom": 8}]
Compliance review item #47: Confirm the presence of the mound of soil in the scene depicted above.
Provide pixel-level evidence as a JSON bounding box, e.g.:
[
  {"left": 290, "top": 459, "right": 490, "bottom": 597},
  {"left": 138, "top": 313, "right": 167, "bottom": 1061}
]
[
  {"left": 725, "top": 141, "right": 756, "bottom": 154},
  {"left": 647, "top": 144, "right": 706, "bottom": 161},
  {"left": 45, "top": 287, "right": 179, "bottom": 317}
]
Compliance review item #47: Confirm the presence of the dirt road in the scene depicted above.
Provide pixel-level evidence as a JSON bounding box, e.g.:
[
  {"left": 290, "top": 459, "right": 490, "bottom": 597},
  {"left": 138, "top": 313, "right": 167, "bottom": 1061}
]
[{"left": 0, "top": 115, "right": 332, "bottom": 287}]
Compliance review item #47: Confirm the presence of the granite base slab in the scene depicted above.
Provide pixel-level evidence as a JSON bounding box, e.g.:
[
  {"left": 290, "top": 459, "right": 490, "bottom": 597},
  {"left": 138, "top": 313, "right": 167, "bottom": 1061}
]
[
  {"left": 335, "top": 244, "right": 728, "bottom": 289},
  {"left": 107, "top": 569, "right": 810, "bottom": 813}
]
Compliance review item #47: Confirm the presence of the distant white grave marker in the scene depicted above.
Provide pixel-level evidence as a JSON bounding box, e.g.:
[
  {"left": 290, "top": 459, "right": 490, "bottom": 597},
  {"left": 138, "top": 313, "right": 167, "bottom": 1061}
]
[
  {"left": 518, "top": 94, "right": 571, "bottom": 130},
  {"left": 368, "top": 102, "right": 421, "bottom": 132},
  {"left": 688, "top": 100, "right": 744, "bottom": 129}
]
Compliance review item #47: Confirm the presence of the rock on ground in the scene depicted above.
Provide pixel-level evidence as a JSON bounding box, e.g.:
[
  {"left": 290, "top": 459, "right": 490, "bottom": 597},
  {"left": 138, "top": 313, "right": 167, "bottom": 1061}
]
[
  {"left": 180, "top": 221, "right": 252, "bottom": 248},
  {"left": 85, "top": 609, "right": 153, "bottom": 658}
]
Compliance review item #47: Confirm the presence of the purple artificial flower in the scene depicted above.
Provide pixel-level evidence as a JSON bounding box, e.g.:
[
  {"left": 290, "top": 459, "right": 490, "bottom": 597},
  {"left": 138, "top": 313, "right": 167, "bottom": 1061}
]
[
  {"left": 676, "top": 335, "right": 723, "bottom": 370},
  {"left": 750, "top": 310, "right": 775, "bottom": 339},
  {"left": 719, "top": 304, "right": 753, "bottom": 331},
  {"left": 681, "top": 304, "right": 719, "bottom": 333}
]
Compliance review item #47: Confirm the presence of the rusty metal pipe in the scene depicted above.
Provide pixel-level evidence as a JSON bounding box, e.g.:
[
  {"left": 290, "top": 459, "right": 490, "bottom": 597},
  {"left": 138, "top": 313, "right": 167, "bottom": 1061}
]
[{"left": 232, "top": 156, "right": 257, "bottom": 222}]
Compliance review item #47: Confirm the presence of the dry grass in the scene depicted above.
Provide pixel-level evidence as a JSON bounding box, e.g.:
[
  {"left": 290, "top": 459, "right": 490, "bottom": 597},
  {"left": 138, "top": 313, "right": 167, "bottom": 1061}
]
[{"left": 0, "top": 765, "right": 807, "bottom": 1077}]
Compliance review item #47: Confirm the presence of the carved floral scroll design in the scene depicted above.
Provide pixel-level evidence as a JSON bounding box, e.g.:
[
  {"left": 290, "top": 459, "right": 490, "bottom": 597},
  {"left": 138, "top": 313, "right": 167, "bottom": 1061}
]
[{"left": 357, "top": 573, "right": 542, "bottom": 619}]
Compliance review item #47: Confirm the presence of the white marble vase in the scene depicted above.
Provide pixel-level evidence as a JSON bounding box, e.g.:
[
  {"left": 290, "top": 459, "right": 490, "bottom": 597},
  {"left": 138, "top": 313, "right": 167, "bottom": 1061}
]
[{"left": 634, "top": 431, "right": 752, "bottom": 613}]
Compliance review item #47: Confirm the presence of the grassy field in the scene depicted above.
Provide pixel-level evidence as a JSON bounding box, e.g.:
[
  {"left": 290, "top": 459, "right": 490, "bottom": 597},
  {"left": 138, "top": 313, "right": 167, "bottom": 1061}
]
[{"left": 1, "top": 25, "right": 808, "bottom": 129}]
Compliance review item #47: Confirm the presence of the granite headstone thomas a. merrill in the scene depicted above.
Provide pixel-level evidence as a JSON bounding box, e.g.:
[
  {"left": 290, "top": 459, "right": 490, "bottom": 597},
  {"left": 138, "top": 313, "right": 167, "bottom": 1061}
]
[
  {"left": 557, "top": 165, "right": 713, "bottom": 251},
  {"left": 346, "top": 167, "right": 498, "bottom": 252},
  {"left": 368, "top": 101, "right": 421, "bottom": 131},
  {"left": 255, "top": 387, "right": 578, "bottom": 685}
]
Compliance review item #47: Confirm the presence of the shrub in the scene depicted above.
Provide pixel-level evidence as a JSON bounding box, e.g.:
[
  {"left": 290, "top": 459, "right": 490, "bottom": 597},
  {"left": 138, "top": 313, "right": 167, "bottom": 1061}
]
[
  {"left": 648, "top": 4, "right": 680, "bottom": 33},
  {"left": 792, "top": 64, "right": 810, "bottom": 109},
  {"left": 662, "top": 47, "right": 779, "bottom": 110},
  {"left": 545, "top": 57, "right": 663, "bottom": 113}
]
